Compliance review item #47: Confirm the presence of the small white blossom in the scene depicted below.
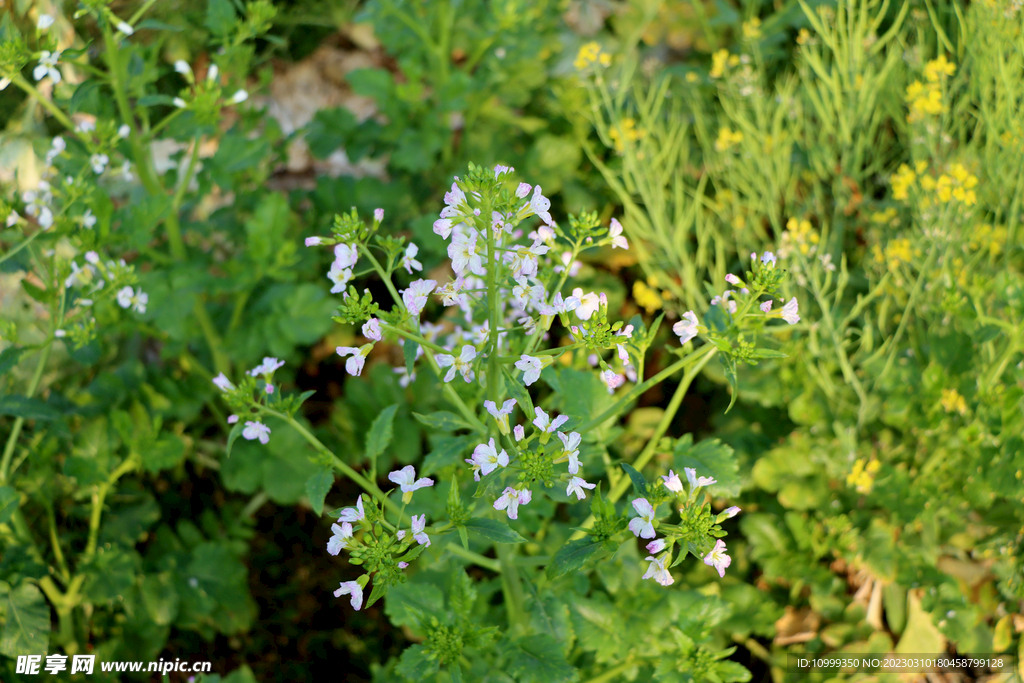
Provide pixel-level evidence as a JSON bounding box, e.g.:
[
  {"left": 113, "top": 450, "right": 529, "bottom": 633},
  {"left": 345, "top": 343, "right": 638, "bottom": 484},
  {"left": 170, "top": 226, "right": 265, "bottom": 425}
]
[
  {"left": 250, "top": 357, "right": 285, "bottom": 376},
  {"left": 557, "top": 431, "right": 582, "bottom": 474},
  {"left": 673, "top": 311, "right": 700, "bottom": 344},
  {"left": 374, "top": 208, "right": 384, "bottom": 222},
  {"left": 572, "top": 288, "right": 600, "bottom": 320},
  {"left": 116, "top": 21, "right": 134, "bottom": 35},
  {"left": 643, "top": 554, "right": 674, "bottom": 586},
  {"left": 90, "top": 153, "right": 109, "bottom": 174},
  {"left": 401, "top": 242, "right": 422, "bottom": 274},
  {"left": 515, "top": 182, "right": 532, "bottom": 198},
  {"left": 720, "top": 506, "right": 741, "bottom": 520},
  {"left": 80, "top": 209, "right": 97, "bottom": 229},
  {"left": 760, "top": 300, "right": 773, "bottom": 313},
  {"left": 338, "top": 496, "right": 365, "bottom": 523},
  {"left": 388, "top": 466, "right": 434, "bottom": 501},
  {"left": 34, "top": 51, "right": 61, "bottom": 83},
  {"left": 608, "top": 218, "right": 628, "bottom": 249},
  {"left": 601, "top": 369, "right": 625, "bottom": 393},
  {"left": 533, "top": 407, "right": 569, "bottom": 434},
  {"left": 242, "top": 421, "right": 271, "bottom": 444},
  {"left": 483, "top": 399, "right": 516, "bottom": 434},
  {"left": 703, "top": 539, "right": 732, "bottom": 577},
  {"left": 684, "top": 467, "right": 717, "bottom": 489},
  {"left": 305, "top": 237, "right": 322, "bottom": 246},
  {"left": 449, "top": 229, "right": 484, "bottom": 276},
  {"left": 173, "top": 97, "right": 188, "bottom": 109},
  {"left": 646, "top": 538, "right": 667, "bottom": 554},
  {"left": 174, "top": 60, "right": 193, "bottom": 77},
  {"left": 436, "top": 345, "right": 477, "bottom": 383},
  {"left": 410, "top": 514, "right": 430, "bottom": 546},
  {"left": 661, "top": 470, "right": 684, "bottom": 493},
  {"left": 513, "top": 425, "right": 525, "bottom": 441},
  {"left": 230, "top": 89, "right": 248, "bottom": 104},
  {"left": 334, "top": 581, "right": 363, "bottom": 610},
  {"left": 494, "top": 487, "right": 532, "bottom": 520},
  {"left": 470, "top": 438, "right": 509, "bottom": 477},
  {"left": 725, "top": 273, "right": 740, "bottom": 285},
  {"left": 212, "top": 373, "right": 235, "bottom": 392},
  {"left": 327, "top": 262, "right": 353, "bottom": 293},
  {"left": 402, "top": 279, "right": 437, "bottom": 316},
  {"left": 37, "top": 14, "right": 55, "bottom": 30},
  {"left": 516, "top": 355, "right": 543, "bottom": 386},
  {"left": 628, "top": 498, "right": 656, "bottom": 539},
  {"left": 116, "top": 286, "right": 134, "bottom": 309},
  {"left": 327, "top": 522, "right": 353, "bottom": 556},
  {"left": 781, "top": 297, "right": 800, "bottom": 324},
  {"left": 362, "top": 318, "right": 382, "bottom": 342},
  {"left": 566, "top": 476, "right": 596, "bottom": 500},
  {"left": 761, "top": 251, "right": 777, "bottom": 266},
  {"left": 336, "top": 346, "right": 367, "bottom": 377}
]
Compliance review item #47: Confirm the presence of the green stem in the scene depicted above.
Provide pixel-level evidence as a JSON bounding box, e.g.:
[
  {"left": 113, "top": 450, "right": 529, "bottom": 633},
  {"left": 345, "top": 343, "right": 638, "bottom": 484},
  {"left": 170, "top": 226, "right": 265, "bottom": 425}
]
[
  {"left": 0, "top": 342, "right": 53, "bottom": 485},
  {"left": 876, "top": 242, "right": 943, "bottom": 381},
  {"left": 445, "top": 542, "right": 501, "bottom": 572},
  {"left": 11, "top": 75, "right": 76, "bottom": 132},
  {"left": 496, "top": 543, "right": 525, "bottom": 633},
  {"left": 580, "top": 659, "right": 635, "bottom": 683},
  {"left": 0, "top": 230, "right": 42, "bottom": 267}
]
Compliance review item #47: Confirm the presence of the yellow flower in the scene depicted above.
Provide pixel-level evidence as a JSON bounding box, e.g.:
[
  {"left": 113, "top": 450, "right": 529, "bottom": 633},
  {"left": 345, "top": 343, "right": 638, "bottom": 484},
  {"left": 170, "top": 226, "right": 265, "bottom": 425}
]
[
  {"left": 714, "top": 126, "right": 744, "bottom": 152},
  {"left": 796, "top": 28, "right": 814, "bottom": 45},
  {"left": 633, "top": 280, "right": 663, "bottom": 314},
  {"left": 710, "top": 49, "right": 729, "bottom": 79},
  {"left": 574, "top": 42, "right": 609, "bottom": 70},
  {"left": 905, "top": 80, "right": 944, "bottom": 122},
  {"left": 890, "top": 164, "right": 916, "bottom": 200},
  {"left": 969, "top": 224, "right": 1007, "bottom": 256},
  {"left": 940, "top": 388, "right": 968, "bottom": 415},
  {"left": 742, "top": 17, "right": 762, "bottom": 39},
  {"left": 870, "top": 208, "right": 899, "bottom": 225},
  {"left": 784, "top": 217, "right": 819, "bottom": 255},
  {"left": 609, "top": 117, "right": 644, "bottom": 152},
  {"left": 686, "top": 71, "right": 700, "bottom": 83},
  {"left": 924, "top": 55, "right": 956, "bottom": 82},
  {"left": 846, "top": 458, "right": 880, "bottom": 494},
  {"left": 882, "top": 238, "right": 913, "bottom": 270}
]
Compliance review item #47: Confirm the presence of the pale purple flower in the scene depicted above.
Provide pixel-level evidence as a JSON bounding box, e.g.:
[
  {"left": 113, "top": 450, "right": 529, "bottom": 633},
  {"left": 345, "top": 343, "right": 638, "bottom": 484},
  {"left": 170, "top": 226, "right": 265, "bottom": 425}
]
[
  {"left": 117, "top": 286, "right": 134, "bottom": 309},
  {"left": 388, "top": 465, "right": 434, "bottom": 494},
  {"left": 374, "top": 208, "right": 384, "bottom": 222},
  {"left": 398, "top": 562, "right": 409, "bottom": 569},
  {"left": 401, "top": 242, "right": 422, "bottom": 274},
  {"left": 515, "top": 182, "right": 532, "bottom": 199},
  {"left": 362, "top": 318, "right": 382, "bottom": 342},
  {"left": 327, "top": 262, "right": 353, "bottom": 293},
  {"left": 725, "top": 273, "right": 740, "bottom": 285},
  {"left": 616, "top": 343, "right": 630, "bottom": 363},
  {"left": 661, "top": 470, "right": 684, "bottom": 493},
  {"left": 572, "top": 288, "right": 600, "bottom": 320},
  {"left": 334, "top": 581, "right": 363, "bottom": 610},
  {"left": 566, "top": 476, "right": 596, "bottom": 500},
  {"left": 761, "top": 251, "right": 777, "bottom": 266},
  {"left": 646, "top": 538, "right": 667, "bottom": 554},
  {"left": 336, "top": 346, "right": 366, "bottom": 377},
  {"left": 436, "top": 345, "right": 477, "bottom": 383},
  {"left": 34, "top": 51, "right": 61, "bottom": 83},
  {"left": 305, "top": 237, "right": 322, "bottom": 247},
  {"left": 673, "top": 311, "right": 700, "bottom": 344},
  {"left": 704, "top": 539, "right": 731, "bottom": 577},
  {"left": 334, "top": 243, "right": 358, "bottom": 269},
  {"left": 528, "top": 185, "right": 554, "bottom": 226},
  {"left": 250, "top": 357, "right": 285, "bottom": 377},
  {"left": 557, "top": 431, "right": 582, "bottom": 474},
  {"left": 327, "top": 522, "right": 353, "bottom": 555},
  {"left": 601, "top": 369, "right": 625, "bottom": 392},
  {"left": 403, "top": 279, "right": 437, "bottom": 316},
  {"left": 684, "top": 467, "right": 717, "bottom": 489},
  {"left": 533, "top": 407, "right": 569, "bottom": 434},
  {"left": 212, "top": 373, "right": 235, "bottom": 392},
  {"left": 265, "top": 384, "right": 275, "bottom": 394},
  {"left": 643, "top": 554, "right": 674, "bottom": 586},
  {"left": 720, "top": 506, "right": 741, "bottom": 520},
  {"left": 433, "top": 218, "right": 454, "bottom": 239},
  {"left": 470, "top": 438, "right": 509, "bottom": 476},
  {"left": 760, "top": 300, "right": 773, "bottom": 313},
  {"left": 449, "top": 230, "right": 484, "bottom": 276},
  {"left": 628, "top": 498, "right": 657, "bottom": 539},
  {"left": 781, "top": 297, "right": 800, "bottom": 324},
  {"left": 494, "top": 164, "right": 513, "bottom": 179},
  {"left": 516, "top": 355, "right": 544, "bottom": 386},
  {"left": 483, "top": 399, "right": 517, "bottom": 434},
  {"left": 227, "top": 414, "right": 239, "bottom": 424},
  {"left": 338, "top": 496, "right": 365, "bottom": 523},
  {"left": 494, "top": 487, "right": 532, "bottom": 520},
  {"left": 513, "top": 425, "right": 525, "bottom": 441},
  {"left": 608, "top": 218, "right": 628, "bottom": 249},
  {"left": 243, "top": 421, "right": 271, "bottom": 444},
  {"left": 411, "top": 514, "right": 430, "bottom": 546}
]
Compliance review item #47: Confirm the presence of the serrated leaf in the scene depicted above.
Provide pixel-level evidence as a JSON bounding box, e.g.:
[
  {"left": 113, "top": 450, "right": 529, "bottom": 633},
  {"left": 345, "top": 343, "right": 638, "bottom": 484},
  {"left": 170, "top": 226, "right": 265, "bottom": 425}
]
[
  {"left": 463, "top": 517, "right": 526, "bottom": 543},
  {"left": 396, "top": 644, "right": 439, "bottom": 681},
  {"left": 205, "top": 0, "right": 237, "bottom": 36},
  {"left": 673, "top": 434, "right": 740, "bottom": 497},
  {"left": 0, "top": 583, "right": 50, "bottom": 658},
  {"left": 225, "top": 421, "right": 244, "bottom": 458},
  {"left": 457, "top": 524, "right": 469, "bottom": 550},
  {"left": 365, "top": 404, "right": 399, "bottom": 462},
  {"left": 385, "top": 582, "right": 444, "bottom": 629},
  {"left": 619, "top": 462, "right": 649, "bottom": 497},
  {"left": 527, "top": 590, "right": 576, "bottom": 657},
  {"left": 503, "top": 635, "right": 577, "bottom": 683},
  {"left": 449, "top": 571, "right": 477, "bottom": 620},
  {"left": 0, "top": 395, "right": 61, "bottom": 421},
  {"left": 305, "top": 468, "right": 334, "bottom": 516},
  {"left": 422, "top": 435, "right": 474, "bottom": 476},
  {"left": 546, "top": 538, "right": 603, "bottom": 580},
  {"left": 0, "top": 486, "right": 19, "bottom": 525},
  {"left": 413, "top": 411, "right": 472, "bottom": 432},
  {"left": 0, "top": 346, "right": 25, "bottom": 376}
]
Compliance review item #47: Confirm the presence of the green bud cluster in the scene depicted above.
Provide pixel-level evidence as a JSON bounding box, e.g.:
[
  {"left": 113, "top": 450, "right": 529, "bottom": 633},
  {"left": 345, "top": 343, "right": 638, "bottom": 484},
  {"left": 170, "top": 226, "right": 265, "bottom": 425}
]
[
  {"left": 423, "top": 620, "right": 465, "bottom": 665},
  {"left": 333, "top": 286, "right": 379, "bottom": 325},
  {"left": 332, "top": 208, "right": 373, "bottom": 244},
  {"left": 565, "top": 211, "right": 603, "bottom": 243},
  {"left": 746, "top": 257, "right": 786, "bottom": 295},
  {"left": 517, "top": 446, "right": 555, "bottom": 487}
]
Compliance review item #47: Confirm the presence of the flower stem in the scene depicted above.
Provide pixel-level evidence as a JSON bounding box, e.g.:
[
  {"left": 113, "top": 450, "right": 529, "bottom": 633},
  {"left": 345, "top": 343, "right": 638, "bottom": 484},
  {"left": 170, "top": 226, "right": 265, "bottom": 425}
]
[
  {"left": 0, "top": 341, "right": 53, "bottom": 485},
  {"left": 445, "top": 542, "right": 501, "bottom": 572}
]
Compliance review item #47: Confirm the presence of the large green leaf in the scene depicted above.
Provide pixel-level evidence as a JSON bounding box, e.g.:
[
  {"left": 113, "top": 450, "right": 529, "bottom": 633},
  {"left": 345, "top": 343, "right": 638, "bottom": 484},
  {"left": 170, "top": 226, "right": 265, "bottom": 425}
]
[
  {"left": 0, "top": 583, "right": 50, "bottom": 658},
  {"left": 305, "top": 468, "right": 334, "bottom": 517},
  {"left": 502, "top": 634, "right": 577, "bottom": 683},
  {"left": 365, "top": 403, "right": 400, "bottom": 462},
  {"left": 673, "top": 434, "right": 740, "bottom": 497},
  {"left": 413, "top": 411, "right": 472, "bottom": 432},
  {"left": 0, "top": 486, "right": 19, "bottom": 525},
  {"left": 463, "top": 517, "right": 525, "bottom": 544},
  {"left": 396, "top": 644, "right": 440, "bottom": 681},
  {"left": 546, "top": 538, "right": 604, "bottom": 580},
  {"left": 0, "top": 395, "right": 62, "bottom": 421}
]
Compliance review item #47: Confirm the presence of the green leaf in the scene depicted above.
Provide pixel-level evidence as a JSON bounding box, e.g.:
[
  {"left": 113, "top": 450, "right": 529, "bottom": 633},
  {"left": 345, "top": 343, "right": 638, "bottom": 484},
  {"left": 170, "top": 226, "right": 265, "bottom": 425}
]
[
  {"left": 366, "top": 579, "right": 389, "bottom": 609},
  {"left": 69, "top": 79, "right": 100, "bottom": 114},
  {"left": 346, "top": 68, "right": 394, "bottom": 105},
  {"left": 21, "top": 279, "right": 49, "bottom": 304},
  {"left": 305, "top": 107, "right": 357, "bottom": 159},
  {"left": 140, "top": 573, "right": 180, "bottom": 626},
  {"left": 365, "top": 403, "right": 400, "bottom": 462},
  {"left": 412, "top": 411, "right": 472, "bottom": 432},
  {"left": 403, "top": 338, "right": 419, "bottom": 377},
  {"left": 0, "top": 583, "right": 50, "bottom": 658},
  {"left": 385, "top": 582, "right": 444, "bottom": 629},
  {"left": 619, "top": 462, "right": 649, "bottom": 497},
  {"left": 137, "top": 94, "right": 177, "bottom": 107},
  {"left": 673, "top": 434, "right": 740, "bottom": 497},
  {"left": 395, "top": 644, "right": 440, "bottom": 681},
  {"left": 546, "top": 538, "right": 603, "bottom": 580},
  {"left": 527, "top": 590, "right": 576, "bottom": 657},
  {"left": 136, "top": 18, "right": 184, "bottom": 31},
  {"left": 142, "top": 436, "right": 185, "bottom": 473},
  {"left": 225, "top": 421, "right": 244, "bottom": 458},
  {"left": 422, "top": 435, "right": 474, "bottom": 476},
  {"left": 0, "top": 346, "right": 24, "bottom": 376},
  {"left": 463, "top": 517, "right": 526, "bottom": 544},
  {"left": 0, "top": 486, "right": 19, "bottom": 525},
  {"left": 503, "top": 634, "right": 577, "bottom": 683},
  {"left": 749, "top": 348, "right": 788, "bottom": 359},
  {"left": 305, "top": 468, "right": 334, "bottom": 516},
  {"left": 449, "top": 570, "right": 477, "bottom": 620},
  {"left": 720, "top": 354, "right": 739, "bottom": 414},
  {"left": 502, "top": 366, "right": 535, "bottom": 417},
  {"left": 0, "top": 395, "right": 61, "bottom": 421},
  {"left": 205, "top": 0, "right": 237, "bottom": 36}
]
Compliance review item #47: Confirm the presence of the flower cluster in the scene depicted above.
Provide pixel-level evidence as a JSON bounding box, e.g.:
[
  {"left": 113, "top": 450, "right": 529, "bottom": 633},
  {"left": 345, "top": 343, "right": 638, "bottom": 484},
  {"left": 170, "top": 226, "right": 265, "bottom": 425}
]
[
  {"left": 846, "top": 458, "right": 880, "bottom": 494},
  {"left": 574, "top": 41, "right": 611, "bottom": 70},
  {"left": 905, "top": 55, "right": 956, "bottom": 124}
]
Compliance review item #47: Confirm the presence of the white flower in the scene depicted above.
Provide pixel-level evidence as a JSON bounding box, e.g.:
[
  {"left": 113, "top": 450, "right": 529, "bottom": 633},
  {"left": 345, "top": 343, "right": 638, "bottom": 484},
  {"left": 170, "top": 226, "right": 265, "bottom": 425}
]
[
  {"left": 781, "top": 297, "right": 800, "bottom": 324},
  {"left": 90, "top": 153, "right": 109, "bottom": 174},
  {"left": 362, "top": 318, "right": 382, "bottom": 342},
  {"left": 305, "top": 237, "right": 322, "bottom": 247},
  {"left": 173, "top": 97, "right": 188, "bottom": 109},
  {"left": 661, "top": 470, "right": 684, "bottom": 493},
  {"left": 118, "top": 124, "right": 131, "bottom": 138},
  {"left": 442, "top": 182, "right": 467, "bottom": 218},
  {"left": 720, "top": 506, "right": 741, "bottom": 520},
  {"left": 494, "top": 487, "right": 532, "bottom": 520},
  {"left": 684, "top": 467, "right": 717, "bottom": 489},
  {"left": 703, "top": 539, "right": 732, "bottom": 578},
  {"left": 402, "top": 279, "right": 437, "bottom": 316},
  {"left": 81, "top": 209, "right": 97, "bottom": 229},
  {"left": 212, "top": 373, "right": 235, "bottom": 392},
  {"left": 401, "top": 242, "right": 422, "bottom": 274},
  {"left": 628, "top": 498, "right": 656, "bottom": 539},
  {"left": 516, "top": 355, "right": 543, "bottom": 386},
  {"left": 643, "top": 554, "right": 674, "bottom": 586},
  {"left": 673, "top": 311, "right": 700, "bottom": 344},
  {"left": 242, "top": 421, "right": 271, "bottom": 444},
  {"left": 37, "top": 14, "right": 55, "bottom": 30},
  {"left": 433, "top": 218, "right": 453, "bottom": 239},
  {"left": 206, "top": 64, "right": 219, "bottom": 83},
  {"left": 470, "top": 438, "right": 509, "bottom": 477},
  {"left": 513, "top": 425, "right": 525, "bottom": 441},
  {"left": 174, "top": 60, "right": 193, "bottom": 77},
  {"left": 334, "top": 581, "right": 363, "bottom": 610},
  {"left": 533, "top": 407, "right": 569, "bottom": 435},
  {"left": 327, "top": 522, "right": 353, "bottom": 555},
  {"left": 449, "top": 229, "right": 484, "bottom": 276},
  {"left": 601, "top": 369, "right": 625, "bottom": 393},
  {"left": 557, "top": 431, "right": 582, "bottom": 474},
  {"left": 761, "top": 251, "right": 777, "bottom": 267},
  {"left": 230, "top": 89, "right": 248, "bottom": 104},
  {"left": 327, "top": 262, "right": 352, "bottom": 293},
  {"left": 435, "top": 277, "right": 468, "bottom": 308},
  {"left": 34, "top": 51, "right": 61, "bottom": 83},
  {"left": 566, "top": 476, "right": 596, "bottom": 500},
  {"left": 338, "top": 496, "right": 365, "bottom": 523},
  {"left": 250, "top": 357, "right": 285, "bottom": 376},
  {"left": 374, "top": 208, "right": 384, "bottom": 222},
  {"left": 388, "top": 466, "right": 434, "bottom": 503},
  {"left": 572, "top": 288, "right": 600, "bottom": 320},
  {"left": 436, "top": 345, "right": 477, "bottom": 383},
  {"left": 410, "top": 514, "right": 430, "bottom": 546},
  {"left": 515, "top": 182, "right": 532, "bottom": 198},
  {"left": 725, "top": 273, "right": 741, "bottom": 285},
  {"left": 65, "top": 260, "right": 92, "bottom": 289},
  {"left": 334, "top": 243, "right": 358, "bottom": 269},
  {"left": 608, "top": 218, "right": 628, "bottom": 249},
  {"left": 483, "top": 399, "right": 516, "bottom": 434},
  {"left": 760, "top": 300, "right": 773, "bottom": 313},
  {"left": 117, "top": 286, "right": 134, "bottom": 309},
  {"left": 646, "top": 538, "right": 666, "bottom": 554},
  {"left": 505, "top": 240, "right": 549, "bottom": 279},
  {"left": 336, "top": 346, "right": 367, "bottom": 377},
  {"left": 494, "top": 164, "right": 513, "bottom": 179},
  {"left": 0, "top": 77, "right": 9, "bottom": 91},
  {"left": 528, "top": 185, "right": 554, "bottom": 226},
  {"left": 117, "top": 21, "right": 134, "bottom": 35}
]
